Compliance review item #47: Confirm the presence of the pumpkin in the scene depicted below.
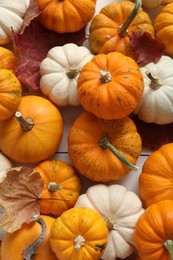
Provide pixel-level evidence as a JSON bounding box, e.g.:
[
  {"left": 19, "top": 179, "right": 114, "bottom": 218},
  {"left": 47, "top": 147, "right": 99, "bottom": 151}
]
[
  {"left": 0, "top": 95, "right": 64, "bottom": 164},
  {"left": 0, "top": 47, "right": 17, "bottom": 71},
  {"left": 74, "top": 184, "right": 144, "bottom": 260},
  {"left": 35, "top": 159, "right": 81, "bottom": 216},
  {"left": 37, "top": 0, "right": 97, "bottom": 33},
  {"left": 154, "top": 3, "right": 173, "bottom": 57},
  {"left": 0, "top": 0, "right": 27, "bottom": 45},
  {"left": 77, "top": 52, "right": 144, "bottom": 120},
  {"left": 88, "top": 0, "right": 154, "bottom": 60},
  {"left": 50, "top": 207, "right": 108, "bottom": 260},
  {"left": 134, "top": 200, "right": 173, "bottom": 260},
  {"left": 1, "top": 215, "right": 57, "bottom": 260},
  {"left": 134, "top": 55, "right": 173, "bottom": 124},
  {"left": 68, "top": 111, "right": 142, "bottom": 182},
  {"left": 139, "top": 143, "right": 173, "bottom": 208},
  {"left": 40, "top": 43, "right": 94, "bottom": 106},
  {"left": 0, "top": 69, "right": 22, "bottom": 120},
  {"left": 0, "top": 153, "right": 12, "bottom": 183},
  {"left": 138, "top": 0, "right": 173, "bottom": 9}
]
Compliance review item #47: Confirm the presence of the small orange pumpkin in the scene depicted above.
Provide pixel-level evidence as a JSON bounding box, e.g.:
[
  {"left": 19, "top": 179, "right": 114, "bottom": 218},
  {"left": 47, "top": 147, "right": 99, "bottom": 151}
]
[
  {"left": 139, "top": 143, "right": 173, "bottom": 208},
  {"left": 37, "top": 0, "right": 97, "bottom": 33},
  {"left": 35, "top": 159, "right": 81, "bottom": 216},
  {"left": 50, "top": 207, "right": 108, "bottom": 260},
  {"left": 154, "top": 2, "right": 173, "bottom": 57},
  {"left": 1, "top": 215, "right": 57, "bottom": 260},
  {"left": 0, "top": 69, "right": 22, "bottom": 120},
  {"left": 0, "top": 95, "right": 64, "bottom": 163},
  {"left": 0, "top": 47, "right": 17, "bottom": 71},
  {"left": 77, "top": 52, "right": 144, "bottom": 120},
  {"left": 134, "top": 200, "right": 173, "bottom": 260},
  {"left": 88, "top": 0, "right": 154, "bottom": 60},
  {"left": 68, "top": 111, "right": 142, "bottom": 182}
]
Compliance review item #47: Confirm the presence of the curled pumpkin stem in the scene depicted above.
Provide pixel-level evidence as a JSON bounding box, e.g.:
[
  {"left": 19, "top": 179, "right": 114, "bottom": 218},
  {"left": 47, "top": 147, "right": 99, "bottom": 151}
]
[
  {"left": 118, "top": 0, "right": 142, "bottom": 37},
  {"left": 99, "top": 136, "right": 138, "bottom": 171},
  {"left": 23, "top": 218, "right": 47, "bottom": 260}
]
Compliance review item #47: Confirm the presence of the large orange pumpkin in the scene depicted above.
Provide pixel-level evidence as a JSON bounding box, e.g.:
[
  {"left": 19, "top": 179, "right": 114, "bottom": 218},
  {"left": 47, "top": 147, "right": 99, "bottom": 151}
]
[
  {"left": 1, "top": 215, "right": 57, "bottom": 260},
  {"left": 77, "top": 52, "right": 144, "bottom": 120},
  {"left": 139, "top": 143, "right": 173, "bottom": 208},
  {"left": 35, "top": 159, "right": 81, "bottom": 216},
  {"left": 68, "top": 111, "right": 142, "bottom": 182},
  {"left": 88, "top": 0, "right": 154, "bottom": 60},
  {"left": 0, "top": 69, "right": 22, "bottom": 120},
  {"left": 37, "top": 0, "right": 97, "bottom": 33},
  {"left": 0, "top": 95, "right": 64, "bottom": 163}
]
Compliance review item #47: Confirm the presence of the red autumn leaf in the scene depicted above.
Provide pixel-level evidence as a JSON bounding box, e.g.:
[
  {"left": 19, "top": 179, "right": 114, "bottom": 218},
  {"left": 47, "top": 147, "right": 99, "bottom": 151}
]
[
  {"left": 0, "top": 166, "right": 44, "bottom": 233},
  {"left": 129, "top": 30, "right": 166, "bottom": 65},
  {"left": 12, "top": 19, "right": 86, "bottom": 92},
  {"left": 132, "top": 115, "right": 173, "bottom": 151}
]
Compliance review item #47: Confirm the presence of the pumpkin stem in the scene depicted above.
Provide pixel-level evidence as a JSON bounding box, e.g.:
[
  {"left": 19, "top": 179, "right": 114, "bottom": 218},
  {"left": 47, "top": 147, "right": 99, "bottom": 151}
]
[
  {"left": 105, "top": 217, "right": 117, "bottom": 231},
  {"left": 74, "top": 234, "right": 86, "bottom": 251},
  {"left": 15, "top": 111, "right": 34, "bottom": 131},
  {"left": 23, "top": 218, "right": 47, "bottom": 260},
  {"left": 99, "top": 136, "right": 138, "bottom": 171},
  {"left": 99, "top": 70, "right": 112, "bottom": 83},
  {"left": 66, "top": 67, "right": 80, "bottom": 79},
  {"left": 164, "top": 240, "right": 173, "bottom": 260},
  {"left": 145, "top": 71, "right": 162, "bottom": 90},
  {"left": 48, "top": 181, "right": 62, "bottom": 192},
  {"left": 118, "top": 0, "right": 142, "bottom": 37}
]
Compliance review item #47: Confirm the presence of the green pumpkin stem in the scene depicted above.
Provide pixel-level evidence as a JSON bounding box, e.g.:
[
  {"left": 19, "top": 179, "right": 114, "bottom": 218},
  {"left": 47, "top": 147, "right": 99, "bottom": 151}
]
[
  {"left": 99, "top": 136, "right": 138, "bottom": 171},
  {"left": 23, "top": 218, "right": 47, "bottom": 260},
  {"left": 118, "top": 0, "right": 142, "bottom": 37},
  {"left": 164, "top": 240, "right": 173, "bottom": 260},
  {"left": 15, "top": 111, "right": 34, "bottom": 131}
]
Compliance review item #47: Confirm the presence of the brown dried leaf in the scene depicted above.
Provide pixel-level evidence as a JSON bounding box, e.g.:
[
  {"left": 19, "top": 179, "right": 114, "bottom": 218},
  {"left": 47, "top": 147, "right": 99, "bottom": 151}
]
[
  {"left": 129, "top": 30, "right": 166, "bottom": 65},
  {"left": 0, "top": 166, "right": 44, "bottom": 233}
]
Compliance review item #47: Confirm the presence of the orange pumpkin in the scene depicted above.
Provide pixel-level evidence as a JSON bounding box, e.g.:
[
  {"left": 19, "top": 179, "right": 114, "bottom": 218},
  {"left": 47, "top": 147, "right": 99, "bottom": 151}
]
[
  {"left": 35, "top": 159, "right": 81, "bottom": 216},
  {"left": 0, "top": 95, "right": 64, "bottom": 163},
  {"left": 154, "top": 2, "right": 173, "bottom": 57},
  {"left": 134, "top": 200, "right": 173, "bottom": 260},
  {"left": 68, "top": 111, "right": 142, "bottom": 182},
  {"left": 139, "top": 143, "right": 173, "bottom": 208},
  {"left": 1, "top": 215, "right": 57, "bottom": 260},
  {"left": 0, "top": 69, "right": 22, "bottom": 120},
  {"left": 0, "top": 47, "right": 17, "bottom": 71},
  {"left": 77, "top": 52, "right": 144, "bottom": 120},
  {"left": 50, "top": 207, "right": 108, "bottom": 260},
  {"left": 37, "top": 0, "right": 97, "bottom": 33},
  {"left": 88, "top": 0, "right": 154, "bottom": 60}
]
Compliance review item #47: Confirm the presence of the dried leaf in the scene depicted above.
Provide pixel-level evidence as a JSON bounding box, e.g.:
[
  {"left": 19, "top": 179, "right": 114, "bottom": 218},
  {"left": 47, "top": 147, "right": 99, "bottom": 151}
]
[
  {"left": 129, "top": 30, "right": 166, "bottom": 65},
  {"left": 0, "top": 166, "right": 44, "bottom": 233},
  {"left": 132, "top": 115, "right": 173, "bottom": 150},
  {"left": 12, "top": 19, "right": 86, "bottom": 92}
]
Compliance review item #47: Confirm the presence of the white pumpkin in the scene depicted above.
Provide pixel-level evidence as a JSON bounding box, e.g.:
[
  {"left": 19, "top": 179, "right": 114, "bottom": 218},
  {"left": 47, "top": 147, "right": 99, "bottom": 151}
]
[
  {"left": 74, "top": 184, "right": 144, "bottom": 260},
  {"left": 0, "top": 0, "right": 27, "bottom": 45},
  {"left": 134, "top": 55, "right": 173, "bottom": 125},
  {"left": 0, "top": 153, "right": 12, "bottom": 182},
  {"left": 40, "top": 43, "right": 94, "bottom": 106}
]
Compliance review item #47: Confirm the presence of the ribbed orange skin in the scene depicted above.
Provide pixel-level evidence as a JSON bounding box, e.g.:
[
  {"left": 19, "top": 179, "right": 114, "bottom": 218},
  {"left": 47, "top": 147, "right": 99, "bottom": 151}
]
[
  {"left": 35, "top": 160, "right": 81, "bottom": 216},
  {"left": 1, "top": 215, "right": 57, "bottom": 260},
  {"left": 0, "top": 47, "right": 17, "bottom": 71},
  {"left": 154, "top": 3, "right": 173, "bottom": 56},
  {"left": 37, "top": 0, "right": 97, "bottom": 33},
  {"left": 50, "top": 207, "right": 108, "bottom": 260},
  {"left": 89, "top": 1, "right": 154, "bottom": 60},
  {"left": 0, "top": 69, "right": 22, "bottom": 120},
  {"left": 134, "top": 200, "right": 173, "bottom": 260},
  {"left": 68, "top": 111, "right": 142, "bottom": 182},
  {"left": 0, "top": 95, "right": 64, "bottom": 164},
  {"left": 77, "top": 52, "right": 144, "bottom": 120},
  {"left": 139, "top": 143, "right": 173, "bottom": 208}
]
